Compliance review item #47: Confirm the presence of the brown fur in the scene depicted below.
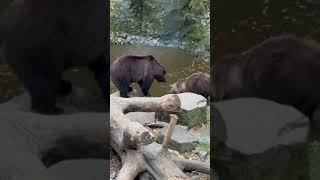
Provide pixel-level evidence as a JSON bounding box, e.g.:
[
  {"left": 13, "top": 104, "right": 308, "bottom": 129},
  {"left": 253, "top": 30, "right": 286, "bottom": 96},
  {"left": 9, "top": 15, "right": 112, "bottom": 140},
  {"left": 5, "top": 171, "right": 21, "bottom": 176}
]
[
  {"left": 111, "top": 55, "right": 166, "bottom": 97},
  {"left": 170, "top": 72, "right": 210, "bottom": 98},
  {"left": 0, "top": 0, "right": 108, "bottom": 114},
  {"left": 212, "top": 35, "right": 320, "bottom": 117}
]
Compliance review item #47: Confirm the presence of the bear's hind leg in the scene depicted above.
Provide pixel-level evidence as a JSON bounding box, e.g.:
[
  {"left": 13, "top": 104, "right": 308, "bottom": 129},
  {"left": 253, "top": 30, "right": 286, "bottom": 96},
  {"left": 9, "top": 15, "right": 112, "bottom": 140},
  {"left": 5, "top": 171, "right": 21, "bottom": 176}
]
[
  {"left": 139, "top": 77, "right": 153, "bottom": 97},
  {"left": 118, "top": 81, "right": 130, "bottom": 98}
]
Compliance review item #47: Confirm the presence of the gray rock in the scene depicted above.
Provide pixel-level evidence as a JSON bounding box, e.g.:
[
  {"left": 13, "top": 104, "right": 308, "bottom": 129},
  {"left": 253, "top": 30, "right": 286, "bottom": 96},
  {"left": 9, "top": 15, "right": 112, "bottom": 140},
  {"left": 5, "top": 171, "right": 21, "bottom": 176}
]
[
  {"left": 196, "top": 149, "right": 208, "bottom": 162},
  {"left": 177, "top": 92, "right": 207, "bottom": 111},
  {"left": 157, "top": 122, "right": 199, "bottom": 153},
  {"left": 158, "top": 93, "right": 208, "bottom": 128},
  {"left": 213, "top": 98, "right": 309, "bottom": 155},
  {"left": 192, "top": 126, "right": 210, "bottom": 144},
  {"left": 190, "top": 175, "right": 201, "bottom": 180}
]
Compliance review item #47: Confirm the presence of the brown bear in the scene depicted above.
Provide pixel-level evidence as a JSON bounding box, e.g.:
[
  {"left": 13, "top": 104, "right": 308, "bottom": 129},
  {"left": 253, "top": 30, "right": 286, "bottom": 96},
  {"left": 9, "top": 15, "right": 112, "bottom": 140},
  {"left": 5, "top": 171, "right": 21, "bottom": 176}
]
[
  {"left": 110, "top": 55, "right": 166, "bottom": 98},
  {"left": 0, "top": 0, "right": 108, "bottom": 115},
  {"left": 169, "top": 72, "right": 210, "bottom": 98},
  {"left": 212, "top": 35, "right": 320, "bottom": 117}
]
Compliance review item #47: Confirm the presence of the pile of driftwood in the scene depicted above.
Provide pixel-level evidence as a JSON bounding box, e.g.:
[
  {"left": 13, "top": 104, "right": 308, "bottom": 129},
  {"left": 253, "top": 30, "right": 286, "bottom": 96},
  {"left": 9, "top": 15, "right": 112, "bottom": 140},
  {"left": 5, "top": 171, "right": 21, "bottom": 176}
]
[{"left": 110, "top": 94, "right": 210, "bottom": 180}]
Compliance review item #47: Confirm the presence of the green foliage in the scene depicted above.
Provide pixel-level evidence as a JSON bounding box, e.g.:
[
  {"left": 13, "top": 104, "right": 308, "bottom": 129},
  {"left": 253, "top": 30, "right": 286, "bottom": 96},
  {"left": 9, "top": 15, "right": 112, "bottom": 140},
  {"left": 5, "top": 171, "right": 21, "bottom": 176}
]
[
  {"left": 110, "top": 0, "right": 210, "bottom": 62},
  {"left": 197, "top": 142, "right": 210, "bottom": 154}
]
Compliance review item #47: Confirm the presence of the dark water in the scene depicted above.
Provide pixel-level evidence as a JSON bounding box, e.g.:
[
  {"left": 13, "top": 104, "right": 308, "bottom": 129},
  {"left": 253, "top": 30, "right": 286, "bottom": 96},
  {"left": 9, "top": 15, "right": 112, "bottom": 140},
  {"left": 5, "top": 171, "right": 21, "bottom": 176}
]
[
  {"left": 214, "top": 0, "right": 320, "bottom": 60},
  {"left": 110, "top": 45, "right": 210, "bottom": 96}
]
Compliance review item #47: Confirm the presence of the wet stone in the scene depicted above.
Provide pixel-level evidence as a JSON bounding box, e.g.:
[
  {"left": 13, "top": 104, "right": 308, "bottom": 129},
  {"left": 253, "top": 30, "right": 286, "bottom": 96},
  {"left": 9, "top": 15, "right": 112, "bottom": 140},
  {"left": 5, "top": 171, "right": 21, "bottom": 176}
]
[{"left": 157, "top": 122, "right": 199, "bottom": 153}]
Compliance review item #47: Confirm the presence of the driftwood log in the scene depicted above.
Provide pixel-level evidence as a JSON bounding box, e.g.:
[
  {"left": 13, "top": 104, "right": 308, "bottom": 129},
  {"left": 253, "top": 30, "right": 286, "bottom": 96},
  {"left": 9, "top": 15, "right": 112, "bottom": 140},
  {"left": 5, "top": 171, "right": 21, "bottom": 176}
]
[
  {"left": 0, "top": 89, "right": 109, "bottom": 180},
  {"left": 110, "top": 94, "right": 210, "bottom": 180},
  {"left": 0, "top": 111, "right": 108, "bottom": 180}
]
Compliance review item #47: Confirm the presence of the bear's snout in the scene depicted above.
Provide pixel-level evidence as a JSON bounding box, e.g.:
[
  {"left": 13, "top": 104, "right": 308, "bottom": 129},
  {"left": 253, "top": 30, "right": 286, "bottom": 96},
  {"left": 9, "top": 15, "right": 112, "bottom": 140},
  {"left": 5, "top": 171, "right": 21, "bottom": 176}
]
[{"left": 157, "top": 76, "right": 166, "bottom": 82}]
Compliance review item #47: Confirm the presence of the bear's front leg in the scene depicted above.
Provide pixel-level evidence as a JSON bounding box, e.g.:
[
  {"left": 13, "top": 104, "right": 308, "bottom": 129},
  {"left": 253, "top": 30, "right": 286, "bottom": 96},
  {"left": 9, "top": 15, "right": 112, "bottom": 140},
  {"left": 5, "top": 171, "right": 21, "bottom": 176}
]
[{"left": 27, "top": 74, "right": 64, "bottom": 115}]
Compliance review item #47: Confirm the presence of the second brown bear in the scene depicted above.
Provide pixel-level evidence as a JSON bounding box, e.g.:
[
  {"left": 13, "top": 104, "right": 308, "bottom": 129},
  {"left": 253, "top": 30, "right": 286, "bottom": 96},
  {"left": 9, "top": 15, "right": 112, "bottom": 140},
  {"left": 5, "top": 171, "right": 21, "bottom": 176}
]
[
  {"left": 111, "top": 55, "right": 166, "bottom": 98},
  {"left": 169, "top": 72, "right": 210, "bottom": 98}
]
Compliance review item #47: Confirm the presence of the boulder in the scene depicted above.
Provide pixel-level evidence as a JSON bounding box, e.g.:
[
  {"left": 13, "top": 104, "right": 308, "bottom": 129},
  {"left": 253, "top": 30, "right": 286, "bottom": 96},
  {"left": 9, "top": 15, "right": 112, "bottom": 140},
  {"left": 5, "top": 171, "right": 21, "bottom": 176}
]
[
  {"left": 191, "top": 126, "right": 210, "bottom": 144},
  {"left": 157, "top": 122, "right": 199, "bottom": 153},
  {"left": 157, "top": 92, "right": 208, "bottom": 128}
]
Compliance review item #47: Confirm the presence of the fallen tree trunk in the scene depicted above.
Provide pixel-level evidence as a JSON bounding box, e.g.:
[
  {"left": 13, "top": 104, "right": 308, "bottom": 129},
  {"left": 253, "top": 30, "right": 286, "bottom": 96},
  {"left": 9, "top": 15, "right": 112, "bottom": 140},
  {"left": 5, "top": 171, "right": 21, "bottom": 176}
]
[
  {"left": 0, "top": 111, "right": 108, "bottom": 180},
  {"left": 110, "top": 94, "right": 210, "bottom": 180}
]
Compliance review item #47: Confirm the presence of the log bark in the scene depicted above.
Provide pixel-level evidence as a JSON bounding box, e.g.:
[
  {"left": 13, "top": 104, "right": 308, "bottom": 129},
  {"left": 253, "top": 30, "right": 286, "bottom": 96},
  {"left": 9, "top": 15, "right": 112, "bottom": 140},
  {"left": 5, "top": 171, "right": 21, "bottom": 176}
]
[{"left": 110, "top": 94, "right": 210, "bottom": 180}]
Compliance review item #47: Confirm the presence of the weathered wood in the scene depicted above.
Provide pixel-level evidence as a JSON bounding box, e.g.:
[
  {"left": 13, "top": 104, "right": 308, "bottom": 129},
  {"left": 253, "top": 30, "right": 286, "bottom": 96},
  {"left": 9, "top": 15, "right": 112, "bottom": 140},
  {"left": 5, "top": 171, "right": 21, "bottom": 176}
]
[
  {"left": 171, "top": 156, "right": 210, "bottom": 174},
  {"left": 110, "top": 94, "right": 210, "bottom": 180},
  {"left": 110, "top": 95, "right": 181, "bottom": 149},
  {"left": 162, "top": 114, "right": 178, "bottom": 149}
]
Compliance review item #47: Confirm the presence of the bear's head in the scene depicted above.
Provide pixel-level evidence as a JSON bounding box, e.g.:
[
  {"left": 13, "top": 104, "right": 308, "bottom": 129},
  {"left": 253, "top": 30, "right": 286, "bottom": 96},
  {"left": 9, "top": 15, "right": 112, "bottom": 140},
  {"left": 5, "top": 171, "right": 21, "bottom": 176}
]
[
  {"left": 148, "top": 55, "right": 166, "bottom": 82},
  {"left": 169, "top": 78, "right": 186, "bottom": 94}
]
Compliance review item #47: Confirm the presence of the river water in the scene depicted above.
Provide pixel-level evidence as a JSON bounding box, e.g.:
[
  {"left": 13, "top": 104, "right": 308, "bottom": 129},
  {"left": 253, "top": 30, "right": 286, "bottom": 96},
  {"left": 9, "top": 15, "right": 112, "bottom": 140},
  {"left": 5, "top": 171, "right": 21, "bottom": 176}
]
[
  {"left": 110, "top": 45, "right": 210, "bottom": 96},
  {"left": 0, "top": 45, "right": 209, "bottom": 103}
]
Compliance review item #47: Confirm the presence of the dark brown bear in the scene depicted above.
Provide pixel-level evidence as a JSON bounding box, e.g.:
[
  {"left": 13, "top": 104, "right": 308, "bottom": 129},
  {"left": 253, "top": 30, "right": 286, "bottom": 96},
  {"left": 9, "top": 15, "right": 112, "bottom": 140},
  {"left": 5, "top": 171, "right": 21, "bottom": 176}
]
[
  {"left": 0, "top": 0, "right": 108, "bottom": 115},
  {"left": 212, "top": 35, "right": 320, "bottom": 117},
  {"left": 111, "top": 55, "right": 166, "bottom": 98},
  {"left": 169, "top": 72, "right": 210, "bottom": 98}
]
